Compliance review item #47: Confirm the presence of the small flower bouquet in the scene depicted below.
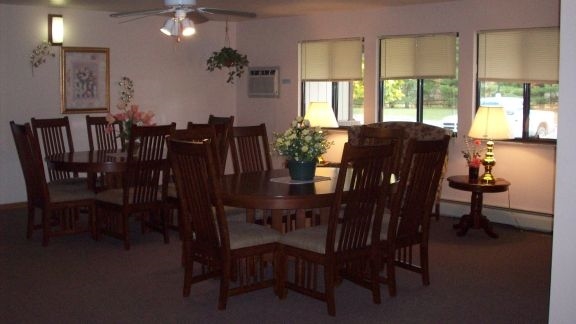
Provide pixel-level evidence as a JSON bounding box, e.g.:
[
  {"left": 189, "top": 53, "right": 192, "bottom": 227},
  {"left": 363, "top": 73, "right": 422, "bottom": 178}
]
[
  {"left": 273, "top": 116, "right": 333, "bottom": 162},
  {"left": 106, "top": 77, "right": 154, "bottom": 141},
  {"left": 106, "top": 104, "right": 155, "bottom": 141},
  {"left": 462, "top": 135, "right": 484, "bottom": 168}
]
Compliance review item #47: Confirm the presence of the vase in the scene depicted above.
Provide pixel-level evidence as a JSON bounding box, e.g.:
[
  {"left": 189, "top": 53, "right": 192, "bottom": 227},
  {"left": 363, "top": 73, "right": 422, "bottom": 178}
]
[
  {"left": 287, "top": 159, "right": 317, "bottom": 181},
  {"left": 468, "top": 165, "right": 480, "bottom": 182}
]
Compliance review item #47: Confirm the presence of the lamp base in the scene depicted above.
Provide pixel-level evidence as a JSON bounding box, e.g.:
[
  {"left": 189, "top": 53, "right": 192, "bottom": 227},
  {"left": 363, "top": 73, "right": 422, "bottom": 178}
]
[
  {"left": 479, "top": 171, "right": 496, "bottom": 184},
  {"left": 481, "top": 139, "right": 496, "bottom": 184}
]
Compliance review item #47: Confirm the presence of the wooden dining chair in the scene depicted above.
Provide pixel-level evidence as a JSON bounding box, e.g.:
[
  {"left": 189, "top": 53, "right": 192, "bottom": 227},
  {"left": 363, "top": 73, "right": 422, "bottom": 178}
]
[
  {"left": 277, "top": 141, "right": 397, "bottom": 316},
  {"left": 86, "top": 115, "right": 125, "bottom": 191},
  {"left": 378, "top": 135, "right": 450, "bottom": 297},
  {"left": 95, "top": 123, "right": 176, "bottom": 250},
  {"left": 354, "top": 126, "right": 405, "bottom": 176},
  {"left": 86, "top": 115, "right": 124, "bottom": 151},
  {"left": 187, "top": 121, "right": 232, "bottom": 175},
  {"left": 31, "top": 116, "right": 82, "bottom": 182},
  {"left": 167, "top": 125, "right": 223, "bottom": 234},
  {"left": 348, "top": 122, "right": 451, "bottom": 219},
  {"left": 167, "top": 138, "right": 280, "bottom": 310},
  {"left": 228, "top": 123, "right": 274, "bottom": 224},
  {"left": 10, "top": 121, "right": 96, "bottom": 246},
  {"left": 207, "top": 115, "right": 234, "bottom": 173},
  {"left": 229, "top": 123, "right": 273, "bottom": 174}
]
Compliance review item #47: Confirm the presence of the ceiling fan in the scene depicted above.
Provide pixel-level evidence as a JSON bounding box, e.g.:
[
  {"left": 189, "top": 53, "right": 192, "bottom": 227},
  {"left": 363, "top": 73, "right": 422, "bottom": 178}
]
[{"left": 110, "top": 0, "right": 257, "bottom": 40}]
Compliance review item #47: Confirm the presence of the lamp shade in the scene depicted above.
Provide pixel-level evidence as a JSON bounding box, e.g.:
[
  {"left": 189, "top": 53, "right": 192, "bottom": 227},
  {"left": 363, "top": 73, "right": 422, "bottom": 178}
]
[
  {"left": 304, "top": 102, "right": 339, "bottom": 128},
  {"left": 181, "top": 18, "right": 196, "bottom": 36},
  {"left": 160, "top": 18, "right": 177, "bottom": 36},
  {"left": 48, "top": 14, "right": 63, "bottom": 45},
  {"left": 468, "top": 106, "right": 512, "bottom": 140}
]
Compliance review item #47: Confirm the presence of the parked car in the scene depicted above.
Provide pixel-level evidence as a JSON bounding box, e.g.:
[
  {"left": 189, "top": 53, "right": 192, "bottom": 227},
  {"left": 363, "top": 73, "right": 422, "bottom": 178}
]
[
  {"left": 480, "top": 96, "right": 557, "bottom": 139},
  {"left": 440, "top": 96, "right": 557, "bottom": 139}
]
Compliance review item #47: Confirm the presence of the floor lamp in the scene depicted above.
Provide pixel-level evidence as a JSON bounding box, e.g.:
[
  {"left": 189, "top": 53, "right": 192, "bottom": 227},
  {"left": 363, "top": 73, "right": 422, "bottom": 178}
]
[{"left": 468, "top": 106, "right": 511, "bottom": 184}]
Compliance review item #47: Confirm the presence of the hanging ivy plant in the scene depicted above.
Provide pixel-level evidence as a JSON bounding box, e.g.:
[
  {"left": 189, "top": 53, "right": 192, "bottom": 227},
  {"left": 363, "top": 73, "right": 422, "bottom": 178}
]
[{"left": 206, "top": 47, "right": 249, "bottom": 84}]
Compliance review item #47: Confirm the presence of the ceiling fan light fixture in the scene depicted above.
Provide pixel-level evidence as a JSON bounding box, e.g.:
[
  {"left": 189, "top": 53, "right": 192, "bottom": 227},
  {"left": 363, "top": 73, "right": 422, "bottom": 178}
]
[
  {"left": 160, "top": 18, "right": 176, "bottom": 36},
  {"left": 181, "top": 18, "right": 196, "bottom": 36}
]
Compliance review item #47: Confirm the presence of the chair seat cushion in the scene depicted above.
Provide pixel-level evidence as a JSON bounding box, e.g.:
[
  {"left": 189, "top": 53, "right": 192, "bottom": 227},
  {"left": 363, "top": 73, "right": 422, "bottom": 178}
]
[
  {"left": 280, "top": 225, "right": 338, "bottom": 254},
  {"left": 48, "top": 181, "right": 95, "bottom": 202},
  {"left": 228, "top": 222, "right": 281, "bottom": 250}
]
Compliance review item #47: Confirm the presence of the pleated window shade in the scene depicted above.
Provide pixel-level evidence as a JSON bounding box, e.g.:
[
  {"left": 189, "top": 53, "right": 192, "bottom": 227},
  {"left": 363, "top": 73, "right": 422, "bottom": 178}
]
[
  {"left": 478, "top": 27, "right": 559, "bottom": 83},
  {"left": 380, "top": 33, "right": 457, "bottom": 80},
  {"left": 301, "top": 38, "right": 363, "bottom": 81}
]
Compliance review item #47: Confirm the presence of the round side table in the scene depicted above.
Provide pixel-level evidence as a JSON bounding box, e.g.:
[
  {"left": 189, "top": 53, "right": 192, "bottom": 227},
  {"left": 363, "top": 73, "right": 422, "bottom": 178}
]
[{"left": 447, "top": 175, "right": 511, "bottom": 238}]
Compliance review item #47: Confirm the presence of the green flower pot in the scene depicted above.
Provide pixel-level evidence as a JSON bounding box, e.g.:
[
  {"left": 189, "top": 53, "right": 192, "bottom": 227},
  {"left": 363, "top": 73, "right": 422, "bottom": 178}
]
[{"left": 287, "top": 160, "right": 317, "bottom": 181}]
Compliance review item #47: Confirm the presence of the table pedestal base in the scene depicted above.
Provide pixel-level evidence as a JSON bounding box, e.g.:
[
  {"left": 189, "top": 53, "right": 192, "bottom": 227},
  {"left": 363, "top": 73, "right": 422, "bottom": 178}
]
[
  {"left": 453, "top": 214, "right": 498, "bottom": 238},
  {"left": 453, "top": 191, "right": 499, "bottom": 238}
]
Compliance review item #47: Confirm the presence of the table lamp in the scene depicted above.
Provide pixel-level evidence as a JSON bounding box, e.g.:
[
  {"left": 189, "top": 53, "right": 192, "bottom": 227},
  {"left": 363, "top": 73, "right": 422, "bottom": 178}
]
[
  {"left": 468, "top": 106, "right": 511, "bottom": 184},
  {"left": 304, "top": 102, "right": 339, "bottom": 128},
  {"left": 304, "top": 102, "right": 339, "bottom": 164}
]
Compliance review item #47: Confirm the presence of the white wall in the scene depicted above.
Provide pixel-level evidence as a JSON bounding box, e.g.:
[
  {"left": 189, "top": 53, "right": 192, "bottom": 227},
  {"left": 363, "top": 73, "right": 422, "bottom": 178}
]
[
  {"left": 236, "top": 0, "right": 559, "bottom": 215},
  {"left": 0, "top": 4, "right": 238, "bottom": 204},
  {"left": 549, "top": 0, "right": 576, "bottom": 321}
]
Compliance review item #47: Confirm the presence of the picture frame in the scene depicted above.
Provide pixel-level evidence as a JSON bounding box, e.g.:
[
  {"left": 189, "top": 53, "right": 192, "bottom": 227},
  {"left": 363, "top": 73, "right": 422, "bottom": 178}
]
[{"left": 61, "top": 47, "right": 110, "bottom": 114}]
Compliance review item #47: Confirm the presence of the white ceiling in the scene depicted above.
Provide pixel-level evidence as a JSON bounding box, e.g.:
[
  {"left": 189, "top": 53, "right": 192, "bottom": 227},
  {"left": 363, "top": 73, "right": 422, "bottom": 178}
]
[{"left": 0, "top": 0, "right": 461, "bottom": 20}]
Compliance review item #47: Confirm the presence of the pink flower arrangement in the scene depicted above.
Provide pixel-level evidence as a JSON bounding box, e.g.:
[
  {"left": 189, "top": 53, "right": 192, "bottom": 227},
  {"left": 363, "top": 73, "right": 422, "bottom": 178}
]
[
  {"left": 462, "top": 136, "right": 484, "bottom": 168},
  {"left": 106, "top": 104, "right": 155, "bottom": 140}
]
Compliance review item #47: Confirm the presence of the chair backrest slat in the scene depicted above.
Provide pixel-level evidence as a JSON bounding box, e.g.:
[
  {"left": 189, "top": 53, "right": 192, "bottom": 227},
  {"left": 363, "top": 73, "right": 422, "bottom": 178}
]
[
  {"left": 230, "top": 123, "right": 272, "bottom": 174},
  {"left": 86, "top": 115, "right": 124, "bottom": 151},
  {"left": 31, "top": 116, "right": 76, "bottom": 181}
]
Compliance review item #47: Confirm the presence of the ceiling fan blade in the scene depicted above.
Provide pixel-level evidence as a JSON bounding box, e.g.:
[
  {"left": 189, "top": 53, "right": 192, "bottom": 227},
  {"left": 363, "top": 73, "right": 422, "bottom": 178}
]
[
  {"left": 197, "top": 7, "right": 257, "bottom": 18},
  {"left": 188, "top": 11, "right": 209, "bottom": 24},
  {"left": 110, "top": 8, "right": 173, "bottom": 18}
]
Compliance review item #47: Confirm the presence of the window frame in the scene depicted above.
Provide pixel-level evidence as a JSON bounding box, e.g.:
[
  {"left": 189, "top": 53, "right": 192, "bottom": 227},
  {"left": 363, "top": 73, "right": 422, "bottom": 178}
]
[
  {"left": 378, "top": 33, "right": 459, "bottom": 129},
  {"left": 299, "top": 38, "right": 364, "bottom": 124},
  {"left": 476, "top": 27, "right": 559, "bottom": 143}
]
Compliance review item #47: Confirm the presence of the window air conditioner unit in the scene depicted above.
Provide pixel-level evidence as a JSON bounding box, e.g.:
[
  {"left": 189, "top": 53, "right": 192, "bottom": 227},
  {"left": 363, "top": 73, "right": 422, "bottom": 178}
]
[{"left": 248, "top": 67, "right": 279, "bottom": 98}]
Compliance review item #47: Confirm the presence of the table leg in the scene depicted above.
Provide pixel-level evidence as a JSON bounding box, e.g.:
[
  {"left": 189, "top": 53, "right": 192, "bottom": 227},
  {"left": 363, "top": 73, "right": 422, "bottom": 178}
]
[{"left": 453, "top": 191, "right": 499, "bottom": 238}]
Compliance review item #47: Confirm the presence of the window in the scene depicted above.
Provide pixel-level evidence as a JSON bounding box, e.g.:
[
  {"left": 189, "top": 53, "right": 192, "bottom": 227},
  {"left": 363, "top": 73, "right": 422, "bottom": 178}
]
[
  {"left": 477, "top": 27, "right": 559, "bottom": 140},
  {"left": 300, "top": 38, "right": 364, "bottom": 125},
  {"left": 379, "top": 33, "right": 459, "bottom": 132}
]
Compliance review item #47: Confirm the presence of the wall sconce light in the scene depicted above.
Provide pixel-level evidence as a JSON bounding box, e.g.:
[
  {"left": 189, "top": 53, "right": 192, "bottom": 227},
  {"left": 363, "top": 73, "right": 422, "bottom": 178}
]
[{"left": 48, "top": 14, "right": 64, "bottom": 46}]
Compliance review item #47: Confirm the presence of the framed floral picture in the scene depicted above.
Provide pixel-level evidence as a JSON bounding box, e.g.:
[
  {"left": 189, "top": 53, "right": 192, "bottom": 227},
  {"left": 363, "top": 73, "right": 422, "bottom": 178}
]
[{"left": 61, "top": 47, "right": 110, "bottom": 113}]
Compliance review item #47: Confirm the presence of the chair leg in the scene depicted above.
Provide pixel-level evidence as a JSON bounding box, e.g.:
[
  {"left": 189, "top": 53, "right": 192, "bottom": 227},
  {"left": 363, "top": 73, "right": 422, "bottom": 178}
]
[
  {"left": 275, "top": 245, "right": 286, "bottom": 299},
  {"left": 42, "top": 209, "right": 50, "bottom": 247},
  {"left": 183, "top": 256, "right": 193, "bottom": 297},
  {"left": 162, "top": 208, "right": 170, "bottom": 244},
  {"left": 386, "top": 256, "right": 397, "bottom": 297},
  {"left": 123, "top": 213, "right": 130, "bottom": 250},
  {"left": 433, "top": 202, "right": 440, "bottom": 220},
  {"left": 218, "top": 262, "right": 230, "bottom": 310},
  {"left": 325, "top": 264, "right": 336, "bottom": 316},
  {"left": 421, "top": 243, "right": 430, "bottom": 286},
  {"left": 27, "top": 205, "right": 35, "bottom": 239},
  {"left": 370, "top": 254, "right": 382, "bottom": 304}
]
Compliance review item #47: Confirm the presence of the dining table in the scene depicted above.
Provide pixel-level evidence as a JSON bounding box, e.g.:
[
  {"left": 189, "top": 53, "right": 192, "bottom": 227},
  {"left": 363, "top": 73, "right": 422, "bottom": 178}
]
[
  {"left": 219, "top": 167, "right": 344, "bottom": 232},
  {"left": 45, "top": 150, "right": 129, "bottom": 190},
  {"left": 45, "top": 153, "right": 355, "bottom": 233}
]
